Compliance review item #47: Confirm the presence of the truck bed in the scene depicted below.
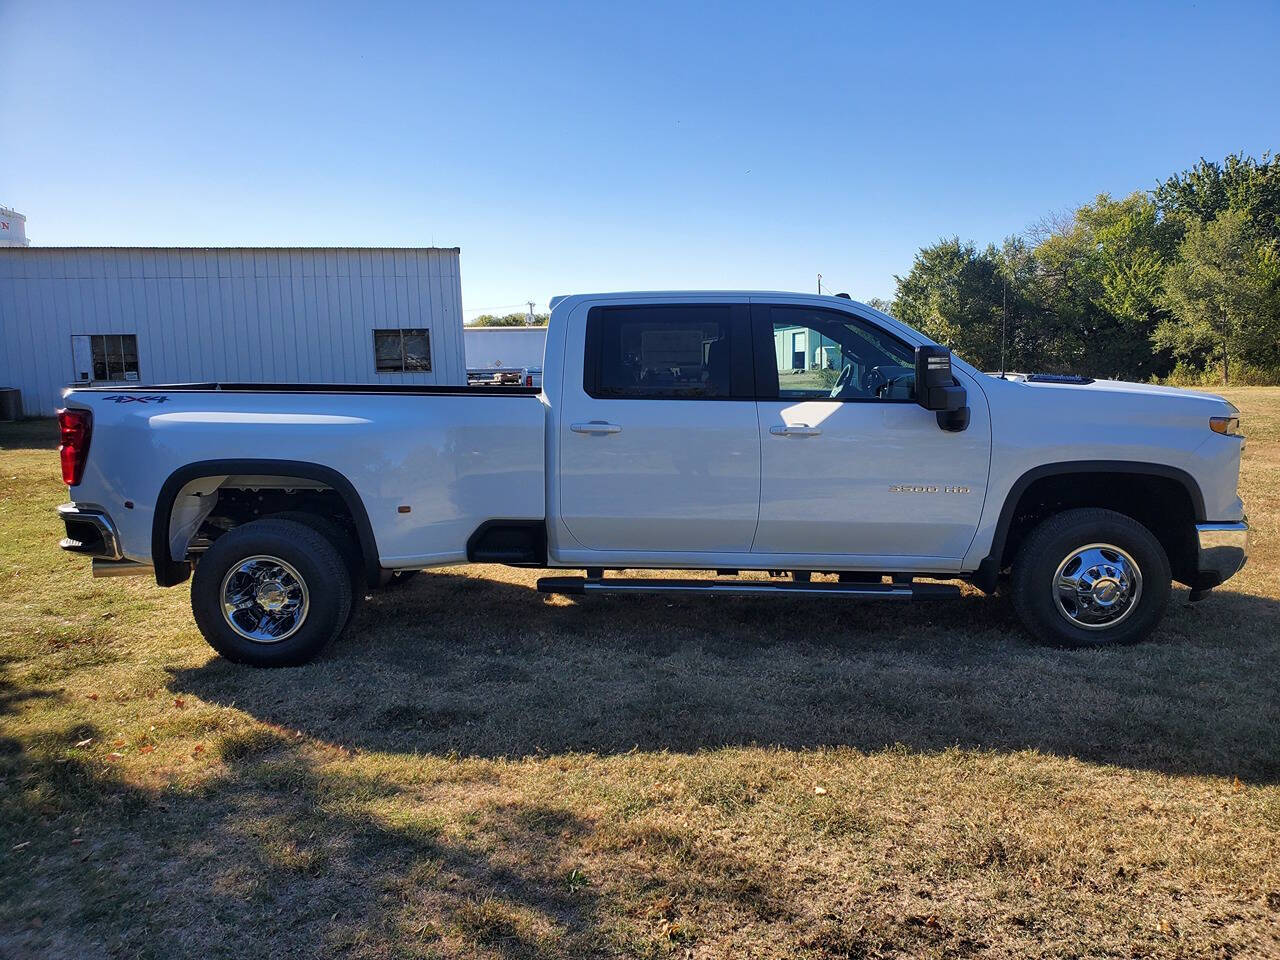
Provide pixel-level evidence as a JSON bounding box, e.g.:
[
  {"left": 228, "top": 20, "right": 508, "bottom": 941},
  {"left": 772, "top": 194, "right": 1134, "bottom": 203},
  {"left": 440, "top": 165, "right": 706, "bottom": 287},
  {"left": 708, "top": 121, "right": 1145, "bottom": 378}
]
[
  {"left": 61, "top": 383, "right": 547, "bottom": 574},
  {"left": 69, "top": 382, "right": 541, "bottom": 396}
]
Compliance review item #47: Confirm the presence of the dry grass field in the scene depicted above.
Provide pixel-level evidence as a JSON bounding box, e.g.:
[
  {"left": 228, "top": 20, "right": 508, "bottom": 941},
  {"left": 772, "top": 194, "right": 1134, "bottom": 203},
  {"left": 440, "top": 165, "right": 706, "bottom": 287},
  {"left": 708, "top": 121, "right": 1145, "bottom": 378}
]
[{"left": 2, "top": 390, "right": 1278, "bottom": 958}]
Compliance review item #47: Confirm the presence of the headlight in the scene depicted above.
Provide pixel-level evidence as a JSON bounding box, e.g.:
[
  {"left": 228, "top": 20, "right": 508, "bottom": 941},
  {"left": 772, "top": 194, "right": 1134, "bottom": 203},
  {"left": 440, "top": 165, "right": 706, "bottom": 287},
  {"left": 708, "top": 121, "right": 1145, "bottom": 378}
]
[{"left": 1209, "top": 416, "right": 1243, "bottom": 437}]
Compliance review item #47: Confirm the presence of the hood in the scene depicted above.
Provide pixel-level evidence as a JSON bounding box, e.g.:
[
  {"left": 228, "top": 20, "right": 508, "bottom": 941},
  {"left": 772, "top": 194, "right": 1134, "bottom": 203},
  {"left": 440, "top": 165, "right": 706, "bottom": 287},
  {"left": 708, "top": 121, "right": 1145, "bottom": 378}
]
[
  {"left": 1079, "top": 378, "right": 1226, "bottom": 404},
  {"left": 992, "top": 373, "right": 1228, "bottom": 406}
]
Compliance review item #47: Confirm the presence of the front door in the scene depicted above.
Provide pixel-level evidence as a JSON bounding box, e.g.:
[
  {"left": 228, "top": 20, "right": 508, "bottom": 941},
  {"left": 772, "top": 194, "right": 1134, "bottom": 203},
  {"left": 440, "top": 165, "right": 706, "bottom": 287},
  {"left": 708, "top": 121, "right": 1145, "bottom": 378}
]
[
  {"left": 751, "top": 303, "right": 990, "bottom": 562},
  {"left": 557, "top": 302, "right": 760, "bottom": 553}
]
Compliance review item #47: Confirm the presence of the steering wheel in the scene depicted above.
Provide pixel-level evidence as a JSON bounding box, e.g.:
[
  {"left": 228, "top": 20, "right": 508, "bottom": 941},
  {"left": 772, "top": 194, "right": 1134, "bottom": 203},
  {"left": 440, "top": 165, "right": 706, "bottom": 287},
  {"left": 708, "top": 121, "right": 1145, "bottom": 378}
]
[
  {"left": 829, "top": 363, "right": 853, "bottom": 398},
  {"left": 863, "top": 365, "right": 895, "bottom": 397}
]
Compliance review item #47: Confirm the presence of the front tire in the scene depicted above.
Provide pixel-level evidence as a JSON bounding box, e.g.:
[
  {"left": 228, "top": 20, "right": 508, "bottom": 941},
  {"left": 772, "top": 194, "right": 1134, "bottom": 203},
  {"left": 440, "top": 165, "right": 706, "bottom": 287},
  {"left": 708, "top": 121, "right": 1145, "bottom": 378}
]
[
  {"left": 191, "top": 518, "right": 352, "bottom": 666},
  {"left": 1011, "top": 508, "right": 1171, "bottom": 648}
]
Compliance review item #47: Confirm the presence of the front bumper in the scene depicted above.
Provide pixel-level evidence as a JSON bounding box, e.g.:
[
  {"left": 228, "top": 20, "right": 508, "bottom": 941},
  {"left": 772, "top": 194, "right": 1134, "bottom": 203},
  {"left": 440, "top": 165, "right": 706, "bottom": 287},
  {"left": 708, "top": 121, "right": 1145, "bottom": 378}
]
[
  {"left": 1194, "top": 520, "right": 1249, "bottom": 588},
  {"left": 57, "top": 502, "right": 123, "bottom": 561}
]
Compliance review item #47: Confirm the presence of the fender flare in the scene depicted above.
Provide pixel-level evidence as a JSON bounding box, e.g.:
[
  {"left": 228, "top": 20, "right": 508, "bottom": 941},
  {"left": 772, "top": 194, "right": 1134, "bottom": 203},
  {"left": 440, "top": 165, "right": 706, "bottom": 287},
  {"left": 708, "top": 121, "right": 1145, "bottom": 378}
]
[
  {"left": 151, "top": 459, "right": 381, "bottom": 587},
  {"left": 974, "top": 459, "right": 1206, "bottom": 590}
]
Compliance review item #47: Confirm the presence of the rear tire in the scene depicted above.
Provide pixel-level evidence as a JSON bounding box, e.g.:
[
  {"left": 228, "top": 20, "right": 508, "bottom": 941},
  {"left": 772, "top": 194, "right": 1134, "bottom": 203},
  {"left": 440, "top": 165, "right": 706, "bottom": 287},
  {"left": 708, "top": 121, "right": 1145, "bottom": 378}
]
[
  {"left": 1011, "top": 508, "right": 1170, "bottom": 648},
  {"left": 191, "top": 518, "right": 352, "bottom": 667},
  {"left": 269, "top": 510, "right": 368, "bottom": 618}
]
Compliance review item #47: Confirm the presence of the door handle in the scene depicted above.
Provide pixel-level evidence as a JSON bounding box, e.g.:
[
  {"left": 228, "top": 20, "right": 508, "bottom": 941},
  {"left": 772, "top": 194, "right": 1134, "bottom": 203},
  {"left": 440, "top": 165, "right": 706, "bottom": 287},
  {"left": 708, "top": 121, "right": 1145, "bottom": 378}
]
[
  {"left": 769, "top": 424, "right": 822, "bottom": 437},
  {"left": 571, "top": 421, "right": 622, "bottom": 435}
]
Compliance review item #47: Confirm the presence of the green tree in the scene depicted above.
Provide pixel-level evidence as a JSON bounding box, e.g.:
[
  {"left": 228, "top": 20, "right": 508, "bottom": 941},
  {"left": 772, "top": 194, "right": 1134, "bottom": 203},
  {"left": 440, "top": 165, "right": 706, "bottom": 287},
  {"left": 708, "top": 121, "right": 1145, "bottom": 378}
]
[
  {"left": 468, "top": 313, "right": 549, "bottom": 327},
  {"left": 997, "top": 234, "right": 1060, "bottom": 374},
  {"left": 1155, "top": 153, "right": 1280, "bottom": 244},
  {"left": 1156, "top": 208, "right": 1280, "bottom": 384},
  {"left": 891, "top": 238, "right": 1007, "bottom": 370},
  {"left": 891, "top": 236, "right": 1067, "bottom": 374},
  {"left": 1029, "top": 192, "right": 1177, "bottom": 380},
  {"left": 885, "top": 154, "right": 1280, "bottom": 385}
]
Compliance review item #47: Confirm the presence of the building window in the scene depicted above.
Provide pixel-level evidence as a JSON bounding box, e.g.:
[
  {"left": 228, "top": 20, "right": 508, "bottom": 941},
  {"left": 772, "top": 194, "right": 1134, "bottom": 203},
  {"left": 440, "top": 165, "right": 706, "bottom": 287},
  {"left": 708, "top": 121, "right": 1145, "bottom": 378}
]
[
  {"left": 373, "top": 329, "right": 432, "bottom": 373},
  {"left": 83, "top": 334, "right": 140, "bottom": 382}
]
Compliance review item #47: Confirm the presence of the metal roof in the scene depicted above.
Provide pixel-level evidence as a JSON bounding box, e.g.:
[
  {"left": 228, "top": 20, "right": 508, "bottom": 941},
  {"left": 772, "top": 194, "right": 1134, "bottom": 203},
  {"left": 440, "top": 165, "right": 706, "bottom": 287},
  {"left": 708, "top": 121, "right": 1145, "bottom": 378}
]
[{"left": 0, "top": 245, "right": 460, "bottom": 253}]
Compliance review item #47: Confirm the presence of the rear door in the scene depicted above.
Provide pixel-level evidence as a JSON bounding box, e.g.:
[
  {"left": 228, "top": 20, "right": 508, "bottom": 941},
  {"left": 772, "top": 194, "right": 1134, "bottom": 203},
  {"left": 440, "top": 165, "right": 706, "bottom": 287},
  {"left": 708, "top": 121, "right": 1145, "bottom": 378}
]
[
  {"left": 751, "top": 302, "right": 990, "bottom": 562},
  {"left": 557, "top": 301, "right": 760, "bottom": 552}
]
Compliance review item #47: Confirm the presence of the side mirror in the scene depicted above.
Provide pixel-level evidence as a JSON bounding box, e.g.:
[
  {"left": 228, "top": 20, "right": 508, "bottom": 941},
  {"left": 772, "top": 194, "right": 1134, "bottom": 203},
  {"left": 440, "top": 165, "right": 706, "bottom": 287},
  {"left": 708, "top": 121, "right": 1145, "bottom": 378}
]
[{"left": 914, "top": 345, "right": 969, "bottom": 431}]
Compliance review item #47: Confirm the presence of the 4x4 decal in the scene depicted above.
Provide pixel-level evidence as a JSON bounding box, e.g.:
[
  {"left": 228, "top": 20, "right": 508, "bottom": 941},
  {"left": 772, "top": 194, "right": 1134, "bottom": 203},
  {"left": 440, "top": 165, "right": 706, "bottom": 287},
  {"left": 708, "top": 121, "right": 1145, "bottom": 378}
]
[{"left": 102, "top": 394, "right": 170, "bottom": 404}]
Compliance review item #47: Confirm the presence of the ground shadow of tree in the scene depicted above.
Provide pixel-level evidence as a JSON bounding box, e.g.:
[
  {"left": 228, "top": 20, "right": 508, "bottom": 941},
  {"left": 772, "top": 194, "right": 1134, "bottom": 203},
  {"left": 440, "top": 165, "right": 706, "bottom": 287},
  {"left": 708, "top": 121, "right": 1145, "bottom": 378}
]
[
  {"left": 1, "top": 722, "right": 624, "bottom": 956},
  {"left": 173, "top": 572, "right": 1280, "bottom": 783},
  {"left": 4, "top": 649, "right": 787, "bottom": 956}
]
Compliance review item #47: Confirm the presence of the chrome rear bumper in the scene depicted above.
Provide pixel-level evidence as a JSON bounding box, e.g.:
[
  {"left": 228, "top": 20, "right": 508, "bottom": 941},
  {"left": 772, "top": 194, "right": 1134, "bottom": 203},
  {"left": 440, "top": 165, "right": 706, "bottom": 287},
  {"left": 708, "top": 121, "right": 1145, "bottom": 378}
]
[{"left": 1195, "top": 520, "right": 1249, "bottom": 588}]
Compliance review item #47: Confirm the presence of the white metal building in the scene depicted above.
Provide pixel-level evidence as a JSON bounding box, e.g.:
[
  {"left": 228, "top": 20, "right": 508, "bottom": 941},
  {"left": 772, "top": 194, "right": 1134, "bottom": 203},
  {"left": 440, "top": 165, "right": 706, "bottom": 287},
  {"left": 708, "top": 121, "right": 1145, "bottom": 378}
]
[{"left": 0, "top": 246, "right": 466, "bottom": 415}]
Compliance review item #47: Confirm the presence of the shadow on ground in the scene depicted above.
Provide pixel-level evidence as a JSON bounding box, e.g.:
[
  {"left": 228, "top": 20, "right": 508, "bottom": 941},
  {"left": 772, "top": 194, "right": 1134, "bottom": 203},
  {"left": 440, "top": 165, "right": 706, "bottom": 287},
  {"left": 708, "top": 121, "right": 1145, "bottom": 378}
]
[
  {"left": 0, "top": 418, "right": 59, "bottom": 451},
  {"left": 0, "top": 677, "right": 619, "bottom": 957},
  {"left": 173, "top": 570, "right": 1280, "bottom": 783}
]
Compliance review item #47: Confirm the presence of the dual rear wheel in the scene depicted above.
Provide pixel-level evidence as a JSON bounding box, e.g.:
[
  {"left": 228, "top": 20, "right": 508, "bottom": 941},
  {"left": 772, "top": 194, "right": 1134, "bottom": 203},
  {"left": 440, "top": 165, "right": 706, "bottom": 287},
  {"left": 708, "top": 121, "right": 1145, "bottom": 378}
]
[{"left": 191, "top": 518, "right": 356, "bottom": 667}]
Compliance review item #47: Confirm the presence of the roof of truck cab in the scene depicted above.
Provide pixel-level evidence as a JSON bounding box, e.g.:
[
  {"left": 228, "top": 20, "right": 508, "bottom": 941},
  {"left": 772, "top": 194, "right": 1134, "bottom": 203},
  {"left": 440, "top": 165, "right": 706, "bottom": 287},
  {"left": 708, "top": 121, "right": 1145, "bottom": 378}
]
[
  {"left": 550, "top": 291, "right": 879, "bottom": 310},
  {"left": 546, "top": 291, "right": 956, "bottom": 365}
]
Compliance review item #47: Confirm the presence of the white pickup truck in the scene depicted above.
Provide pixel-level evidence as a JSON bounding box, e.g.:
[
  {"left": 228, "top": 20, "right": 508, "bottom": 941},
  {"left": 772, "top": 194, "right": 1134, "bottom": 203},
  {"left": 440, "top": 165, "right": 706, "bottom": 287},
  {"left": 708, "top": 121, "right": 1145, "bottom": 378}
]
[{"left": 55, "top": 291, "right": 1249, "bottom": 666}]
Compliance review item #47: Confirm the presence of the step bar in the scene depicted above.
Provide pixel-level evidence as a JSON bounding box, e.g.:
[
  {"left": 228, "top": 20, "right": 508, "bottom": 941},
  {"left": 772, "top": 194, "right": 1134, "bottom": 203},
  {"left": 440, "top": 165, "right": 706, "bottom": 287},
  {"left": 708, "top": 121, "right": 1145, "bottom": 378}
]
[{"left": 537, "top": 575, "right": 960, "bottom": 601}]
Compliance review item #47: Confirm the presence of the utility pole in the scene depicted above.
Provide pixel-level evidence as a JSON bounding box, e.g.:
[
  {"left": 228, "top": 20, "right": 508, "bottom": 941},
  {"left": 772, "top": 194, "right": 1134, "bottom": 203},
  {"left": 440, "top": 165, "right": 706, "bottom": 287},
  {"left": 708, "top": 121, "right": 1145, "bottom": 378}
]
[
  {"left": 527, "top": 301, "right": 536, "bottom": 326},
  {"left": 817, "top": 273, "right": 823, "bottom": 295}
]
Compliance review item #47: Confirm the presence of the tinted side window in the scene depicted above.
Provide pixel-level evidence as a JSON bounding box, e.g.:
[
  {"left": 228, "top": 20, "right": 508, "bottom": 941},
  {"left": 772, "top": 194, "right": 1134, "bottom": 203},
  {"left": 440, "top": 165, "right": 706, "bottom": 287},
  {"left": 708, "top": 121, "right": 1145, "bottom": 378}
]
[
  {"left": 585, "top": 305, "right": 743, "bottom": 399},
  {"left": 763, "top": 307, "right": 916, "bottom": 401}
]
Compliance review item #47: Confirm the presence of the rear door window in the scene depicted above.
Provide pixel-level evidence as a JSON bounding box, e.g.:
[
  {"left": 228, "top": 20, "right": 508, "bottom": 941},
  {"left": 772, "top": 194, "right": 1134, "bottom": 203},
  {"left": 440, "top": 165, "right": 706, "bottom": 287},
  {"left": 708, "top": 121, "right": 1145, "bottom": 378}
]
[{"left": 583, "top": 305, "right": 752, "bottom": 399}]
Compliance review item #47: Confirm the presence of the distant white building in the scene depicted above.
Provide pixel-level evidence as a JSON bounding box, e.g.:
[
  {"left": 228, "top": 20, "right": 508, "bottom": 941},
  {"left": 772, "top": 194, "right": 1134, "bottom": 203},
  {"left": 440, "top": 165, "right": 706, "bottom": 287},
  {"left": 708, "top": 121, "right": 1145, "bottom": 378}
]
[
  {"left": 0, "top": 244, "right": 467, "bottom": 415},
  {"left": 0, "top": 207, "right": 28, "bottom": 247}
]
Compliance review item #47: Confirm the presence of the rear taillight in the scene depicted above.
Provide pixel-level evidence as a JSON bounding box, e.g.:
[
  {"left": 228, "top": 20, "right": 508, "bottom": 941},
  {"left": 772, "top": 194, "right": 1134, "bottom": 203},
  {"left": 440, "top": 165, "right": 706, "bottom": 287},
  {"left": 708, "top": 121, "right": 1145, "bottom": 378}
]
[
  {"left": 58, "top": 408, "right": 92, "bottom": 486},
  {"left": 525, "top": 374, "right": 534, "bottom": 387}
]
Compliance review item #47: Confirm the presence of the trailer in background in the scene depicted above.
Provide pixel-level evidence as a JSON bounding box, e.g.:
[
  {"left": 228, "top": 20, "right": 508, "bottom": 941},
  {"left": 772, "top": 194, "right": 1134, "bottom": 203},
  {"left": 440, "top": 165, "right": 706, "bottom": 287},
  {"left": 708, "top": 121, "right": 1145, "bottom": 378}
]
[{"left": 465, "top": 326, "right": 547, "bottom": 385}]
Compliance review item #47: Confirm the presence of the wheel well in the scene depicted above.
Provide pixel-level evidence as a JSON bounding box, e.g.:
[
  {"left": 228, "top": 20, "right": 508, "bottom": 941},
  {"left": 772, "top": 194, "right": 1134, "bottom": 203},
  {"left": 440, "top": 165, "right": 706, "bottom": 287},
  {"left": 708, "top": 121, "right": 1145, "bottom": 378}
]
[
  {"left": 152, "top": 460, "right": 380, "bottom": 588},
  {"left": 197, "top": 483, "right": 357, "bottom": 547},
  {"left": 998, "top": 471, "right": 1199, "bottom": 585}
]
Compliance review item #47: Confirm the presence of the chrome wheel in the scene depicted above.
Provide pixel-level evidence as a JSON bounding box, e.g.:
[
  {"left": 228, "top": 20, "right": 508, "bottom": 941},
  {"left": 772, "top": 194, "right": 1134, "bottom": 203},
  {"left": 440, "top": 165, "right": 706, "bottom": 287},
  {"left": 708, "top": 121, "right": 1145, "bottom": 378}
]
[
  {"left": 1053, "top": 543, "right": 1142, "bottom": 630},
  {"left": 220, "top": 555, "right": 310, "bottom": 644}
]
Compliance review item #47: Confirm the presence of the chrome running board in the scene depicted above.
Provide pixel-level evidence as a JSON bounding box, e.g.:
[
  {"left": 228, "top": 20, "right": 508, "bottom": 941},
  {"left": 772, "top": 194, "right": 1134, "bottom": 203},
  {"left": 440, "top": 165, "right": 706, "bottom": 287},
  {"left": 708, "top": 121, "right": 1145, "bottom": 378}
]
[{"left": 536, "top": 575, "right": 959, "bottom": 601}]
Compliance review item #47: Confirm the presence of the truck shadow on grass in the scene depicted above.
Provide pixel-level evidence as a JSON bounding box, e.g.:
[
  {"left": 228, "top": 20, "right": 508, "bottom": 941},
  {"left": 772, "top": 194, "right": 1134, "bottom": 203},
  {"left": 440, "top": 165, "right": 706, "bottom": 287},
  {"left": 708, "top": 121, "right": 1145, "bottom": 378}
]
[{"left": 172, "top": 570, "right": 1280, "bottom": 783}]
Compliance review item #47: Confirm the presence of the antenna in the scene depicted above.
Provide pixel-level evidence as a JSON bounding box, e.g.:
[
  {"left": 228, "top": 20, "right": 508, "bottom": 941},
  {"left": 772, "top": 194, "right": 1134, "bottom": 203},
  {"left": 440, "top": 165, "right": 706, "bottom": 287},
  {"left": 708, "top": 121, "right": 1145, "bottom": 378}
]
[{"left": 1000, "top": 273, "right": 1008, "bottom": 378}]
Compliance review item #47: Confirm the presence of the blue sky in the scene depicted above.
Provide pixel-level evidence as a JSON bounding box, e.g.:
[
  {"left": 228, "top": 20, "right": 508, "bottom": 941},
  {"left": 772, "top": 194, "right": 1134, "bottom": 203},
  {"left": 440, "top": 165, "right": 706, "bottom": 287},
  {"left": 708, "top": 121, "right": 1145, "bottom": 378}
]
[{"left": 2, "top": 1, "right": 1277, "bottom": 317}]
